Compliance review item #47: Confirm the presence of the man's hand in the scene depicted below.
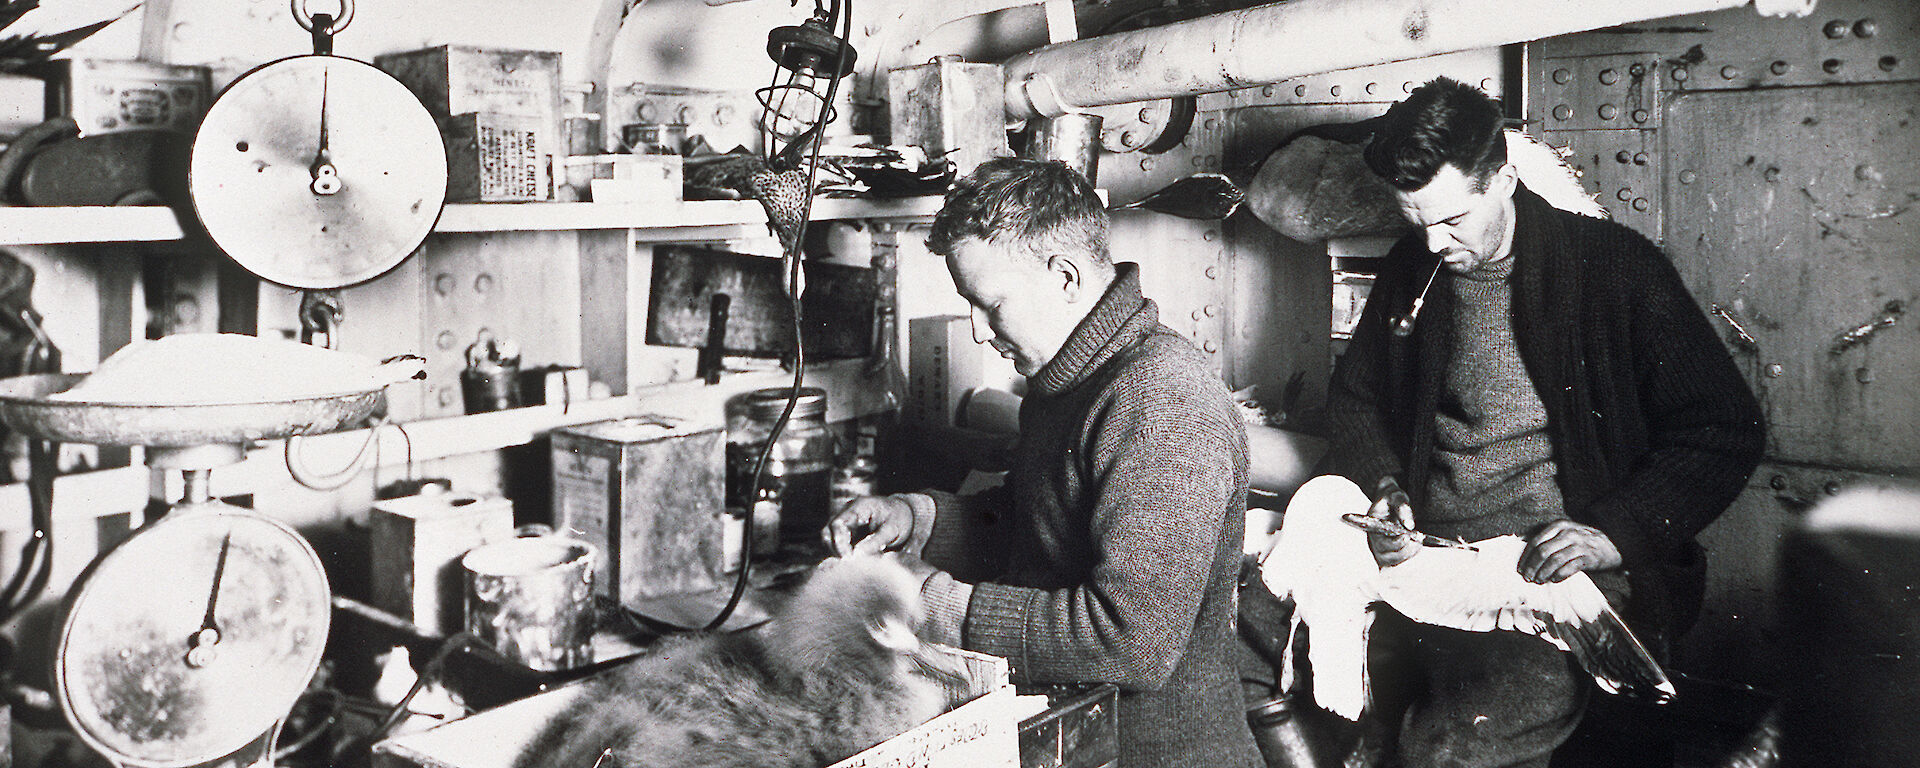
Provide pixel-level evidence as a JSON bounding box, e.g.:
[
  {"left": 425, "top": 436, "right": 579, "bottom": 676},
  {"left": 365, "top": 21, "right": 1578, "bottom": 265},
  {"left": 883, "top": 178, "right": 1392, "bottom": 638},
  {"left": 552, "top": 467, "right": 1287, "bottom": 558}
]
[
  {"left": 826, "top": 495, "right": 915, "bottom": 556},
  {"left": 1520, "top": 520, "right": 1623, "bottom": 583},
  {"left": 1366, "top": 477, "right": 1418, "bottom": 567}
]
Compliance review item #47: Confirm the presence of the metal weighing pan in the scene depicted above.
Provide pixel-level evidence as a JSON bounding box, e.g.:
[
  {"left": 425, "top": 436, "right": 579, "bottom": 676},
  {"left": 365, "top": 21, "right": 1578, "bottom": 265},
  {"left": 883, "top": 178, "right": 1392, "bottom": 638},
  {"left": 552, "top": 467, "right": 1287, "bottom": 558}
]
[{"left": 0, "top": 373, "right": 383, "bottom": 448}]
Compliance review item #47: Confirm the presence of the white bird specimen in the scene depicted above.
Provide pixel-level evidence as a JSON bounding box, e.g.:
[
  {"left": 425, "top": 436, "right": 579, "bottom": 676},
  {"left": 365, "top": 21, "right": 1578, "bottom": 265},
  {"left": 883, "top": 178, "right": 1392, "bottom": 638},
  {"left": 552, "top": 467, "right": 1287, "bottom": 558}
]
[{"left": 1259, "top": 476, "right": 1675, "bottom": 721}]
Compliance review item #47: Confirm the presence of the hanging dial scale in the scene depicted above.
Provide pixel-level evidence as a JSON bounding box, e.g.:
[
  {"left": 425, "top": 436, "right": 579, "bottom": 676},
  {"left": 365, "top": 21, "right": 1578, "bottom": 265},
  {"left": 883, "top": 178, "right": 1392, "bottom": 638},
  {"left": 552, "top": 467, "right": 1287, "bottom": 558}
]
[
  {"left": 188, "top": 0, "right": 446, "bottom": 290},
  {"left": 30, "top": 3, "right": 445, "bottom": 766}
]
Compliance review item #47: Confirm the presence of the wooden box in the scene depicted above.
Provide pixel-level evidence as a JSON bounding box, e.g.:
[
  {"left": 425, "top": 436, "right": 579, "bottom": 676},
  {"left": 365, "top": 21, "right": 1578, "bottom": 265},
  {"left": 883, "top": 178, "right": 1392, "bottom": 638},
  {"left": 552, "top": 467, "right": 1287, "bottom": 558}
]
[
  {"left": 372, "top": 646, "right": 1019, "bottom": 768},
  {"left": 375, "top": 45, "right": 562, "bottom": 201},
  {"left": 550, "top": 417, "right": 726, "bottom": 606},
  {"left": 444, "top": 111, "right": 552, "bottom": 202}
]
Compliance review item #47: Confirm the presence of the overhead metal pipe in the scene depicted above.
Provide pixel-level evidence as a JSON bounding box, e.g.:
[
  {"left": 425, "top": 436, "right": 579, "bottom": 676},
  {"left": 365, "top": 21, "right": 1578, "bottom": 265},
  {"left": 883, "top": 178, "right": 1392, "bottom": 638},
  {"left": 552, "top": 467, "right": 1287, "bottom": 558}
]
[{"left": 1000, "top": 0, "right": 1816, "bottom": 121}]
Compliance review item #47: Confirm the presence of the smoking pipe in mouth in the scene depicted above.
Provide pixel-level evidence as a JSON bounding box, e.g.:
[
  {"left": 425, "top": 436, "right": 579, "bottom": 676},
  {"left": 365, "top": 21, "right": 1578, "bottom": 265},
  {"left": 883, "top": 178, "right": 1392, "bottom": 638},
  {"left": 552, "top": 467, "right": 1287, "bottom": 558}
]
[{"left": 1392, "top": 261, "right": 1444, "bottom": 338}]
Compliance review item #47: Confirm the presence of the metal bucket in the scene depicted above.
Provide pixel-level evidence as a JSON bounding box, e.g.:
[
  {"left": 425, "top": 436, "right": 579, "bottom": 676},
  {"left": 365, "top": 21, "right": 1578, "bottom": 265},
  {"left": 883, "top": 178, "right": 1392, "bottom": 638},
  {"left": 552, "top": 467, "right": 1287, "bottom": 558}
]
[{"left": 462, "top": 536, "right": 599, "bottom": 672}]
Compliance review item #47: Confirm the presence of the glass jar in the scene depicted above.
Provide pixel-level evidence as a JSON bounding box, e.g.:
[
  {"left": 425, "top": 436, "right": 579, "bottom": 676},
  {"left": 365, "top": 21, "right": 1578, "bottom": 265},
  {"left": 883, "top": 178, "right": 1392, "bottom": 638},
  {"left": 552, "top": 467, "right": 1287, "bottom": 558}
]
[{"left": 727, "top": 387, "right": 835, "bottom": 554}]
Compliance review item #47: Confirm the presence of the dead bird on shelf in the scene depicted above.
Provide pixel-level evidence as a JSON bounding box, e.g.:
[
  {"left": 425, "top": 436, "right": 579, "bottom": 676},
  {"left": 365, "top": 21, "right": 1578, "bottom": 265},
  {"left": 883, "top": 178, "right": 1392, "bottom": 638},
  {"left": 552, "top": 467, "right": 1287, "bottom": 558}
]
[{"left": 518, "top": 553, "right": 972, "bottom": 768}]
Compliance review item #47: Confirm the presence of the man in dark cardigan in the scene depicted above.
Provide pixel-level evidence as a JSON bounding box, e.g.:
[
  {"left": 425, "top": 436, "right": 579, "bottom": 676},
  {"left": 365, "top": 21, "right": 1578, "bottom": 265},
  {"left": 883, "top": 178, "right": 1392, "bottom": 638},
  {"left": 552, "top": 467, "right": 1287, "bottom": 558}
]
[
  {"left": 1327, "top": 78, "right": 1764, "bottom": 767},
  {"left": 827, "top": 158, "right": 1262, "bottom": 768}
]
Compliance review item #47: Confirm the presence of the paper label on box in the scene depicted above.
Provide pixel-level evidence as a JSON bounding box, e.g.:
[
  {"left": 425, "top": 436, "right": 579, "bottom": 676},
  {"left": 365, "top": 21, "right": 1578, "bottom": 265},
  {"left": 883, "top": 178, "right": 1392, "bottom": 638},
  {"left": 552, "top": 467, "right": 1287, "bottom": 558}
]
[
  {"left": 554, "top": 451, "right": 612, "bottom": 543},
  {"left": 827, "top": 686, "right": 1021, "bottom": 768},
  {"left": 480, "top": 123, "right": 544, "bottom": 199}
]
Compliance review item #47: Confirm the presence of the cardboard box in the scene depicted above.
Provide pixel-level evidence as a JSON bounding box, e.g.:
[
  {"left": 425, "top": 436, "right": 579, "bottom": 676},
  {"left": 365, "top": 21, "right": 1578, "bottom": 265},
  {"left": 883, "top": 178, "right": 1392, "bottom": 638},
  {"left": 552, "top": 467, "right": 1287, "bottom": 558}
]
[
  {"left": 573, "top": 154, "right": 682, "bottom": 203},
  {"left": 550, "top": 418, "right": 726, "bottom": 606},
  {"left": 371, "top": 646, "right": 1019, "bottom": 768},
  {"left": 907, "top": 315, "right": 979, "bottom": 427}
]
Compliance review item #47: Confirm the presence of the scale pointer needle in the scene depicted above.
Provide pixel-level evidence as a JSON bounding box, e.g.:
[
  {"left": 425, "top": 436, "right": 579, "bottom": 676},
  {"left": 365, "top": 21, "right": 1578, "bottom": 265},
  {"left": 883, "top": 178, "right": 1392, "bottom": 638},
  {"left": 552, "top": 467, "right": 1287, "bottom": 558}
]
[
  {"left": 186, "top": 531, "right": 232, "bottom": 668},
  {"left": 310, "top": 66, "right": 341, "bottom": 195}
]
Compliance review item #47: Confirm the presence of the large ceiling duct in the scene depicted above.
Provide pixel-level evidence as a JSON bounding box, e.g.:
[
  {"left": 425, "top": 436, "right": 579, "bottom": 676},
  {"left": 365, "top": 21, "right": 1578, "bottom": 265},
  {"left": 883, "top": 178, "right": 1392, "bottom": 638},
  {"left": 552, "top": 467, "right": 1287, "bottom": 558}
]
[{"left": 1000, "top": 0, "right": 1818, "bottom": 121}]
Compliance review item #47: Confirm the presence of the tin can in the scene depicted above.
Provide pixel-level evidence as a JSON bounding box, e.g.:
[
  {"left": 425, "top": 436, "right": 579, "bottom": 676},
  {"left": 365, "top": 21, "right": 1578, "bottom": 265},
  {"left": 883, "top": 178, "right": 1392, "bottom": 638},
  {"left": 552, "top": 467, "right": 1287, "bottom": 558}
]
[
  {"left": 1029, "top": 113, "right": 1104, "bottom": 184},
  {"left": 462, "top": 536, "right": 598, "bottom": 672}
]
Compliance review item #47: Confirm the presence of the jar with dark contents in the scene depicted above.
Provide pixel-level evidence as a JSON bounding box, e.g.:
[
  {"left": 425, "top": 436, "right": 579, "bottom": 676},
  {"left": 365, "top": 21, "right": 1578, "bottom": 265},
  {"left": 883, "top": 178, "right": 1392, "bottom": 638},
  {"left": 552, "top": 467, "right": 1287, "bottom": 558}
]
[{"left": 728, "top": 387, "right": 835, "bottom": 556}]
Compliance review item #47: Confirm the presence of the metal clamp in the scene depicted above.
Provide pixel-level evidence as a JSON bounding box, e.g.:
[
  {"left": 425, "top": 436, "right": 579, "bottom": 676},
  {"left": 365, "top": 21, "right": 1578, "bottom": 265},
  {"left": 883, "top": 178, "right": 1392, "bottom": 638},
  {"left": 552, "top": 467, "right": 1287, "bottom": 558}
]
[
  {"left": 1021, "top": 73, "right": 1078, "bottom": 119},
  {"left": 1709, "top": 303, "right": 1759, "bottom": 351},
  {"left": 1830, "top": 300, "right": 1903, "bottom": 355}
]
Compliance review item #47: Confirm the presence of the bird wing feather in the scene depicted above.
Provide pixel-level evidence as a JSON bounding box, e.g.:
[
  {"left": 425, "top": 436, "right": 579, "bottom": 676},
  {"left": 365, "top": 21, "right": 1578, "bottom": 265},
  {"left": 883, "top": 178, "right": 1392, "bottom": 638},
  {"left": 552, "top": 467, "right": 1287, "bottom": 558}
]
[{"left": 1376, "top": 535, "right": 1676, "bottom": 703}]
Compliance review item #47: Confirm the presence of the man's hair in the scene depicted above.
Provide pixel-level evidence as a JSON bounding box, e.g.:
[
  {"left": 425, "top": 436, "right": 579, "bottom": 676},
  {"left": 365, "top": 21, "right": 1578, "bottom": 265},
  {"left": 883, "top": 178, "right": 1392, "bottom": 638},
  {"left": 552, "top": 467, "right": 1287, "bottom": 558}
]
[
  {"left": 1363, "top": 77, "right": 1508, "bottom": 192},
  {"left": 926, "top": 158, "right": 1111, "bottom": 267}
]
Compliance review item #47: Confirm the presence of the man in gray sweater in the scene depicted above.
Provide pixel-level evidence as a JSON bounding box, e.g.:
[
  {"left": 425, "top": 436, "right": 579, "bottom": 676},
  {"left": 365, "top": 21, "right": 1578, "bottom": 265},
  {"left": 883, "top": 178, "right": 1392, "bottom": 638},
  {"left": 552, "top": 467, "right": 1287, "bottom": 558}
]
[{"left": 828, "top": 158, "right": 1262, "bottom": 768}]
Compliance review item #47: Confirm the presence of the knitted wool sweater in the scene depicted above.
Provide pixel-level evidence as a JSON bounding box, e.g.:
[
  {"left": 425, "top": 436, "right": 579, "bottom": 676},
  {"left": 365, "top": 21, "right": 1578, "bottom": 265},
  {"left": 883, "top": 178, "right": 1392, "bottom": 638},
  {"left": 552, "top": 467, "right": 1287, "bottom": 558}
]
[
  {"left": 1326, "top": 185, "right": 1765, "bottom": 639},
  {"left": 905, "top": 264, "right": 1260, "bottom": 768}
]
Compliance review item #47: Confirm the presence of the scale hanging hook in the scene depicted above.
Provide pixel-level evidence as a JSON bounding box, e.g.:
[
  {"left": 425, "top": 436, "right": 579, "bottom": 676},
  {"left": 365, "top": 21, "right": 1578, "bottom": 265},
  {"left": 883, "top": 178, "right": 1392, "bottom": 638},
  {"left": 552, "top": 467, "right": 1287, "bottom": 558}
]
[
  {"left": 292, "top": 0, "right": 354, "bottom": 53},
  {"left": 299, "top": 290, "right": 343, "bottom": 349}
]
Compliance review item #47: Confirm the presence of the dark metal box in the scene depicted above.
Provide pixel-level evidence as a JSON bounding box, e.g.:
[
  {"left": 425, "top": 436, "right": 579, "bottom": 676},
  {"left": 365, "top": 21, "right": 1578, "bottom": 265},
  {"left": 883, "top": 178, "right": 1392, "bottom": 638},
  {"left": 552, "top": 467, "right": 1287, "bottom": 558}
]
[{"left": 550, "top": 417, "right": 726, "bottom": 606}]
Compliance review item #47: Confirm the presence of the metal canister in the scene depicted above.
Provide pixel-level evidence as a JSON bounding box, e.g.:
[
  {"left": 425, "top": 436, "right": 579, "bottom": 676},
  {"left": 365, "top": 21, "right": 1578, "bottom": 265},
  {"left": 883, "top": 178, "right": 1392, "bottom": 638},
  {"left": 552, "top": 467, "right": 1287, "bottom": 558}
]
[
  {"left": 727, "top": 387, "right": 835, "bottom": 553},
  {"left": 461, "top": 536, "right": 598, "bottom": 672},
  {"left": 461, "top": 330, "right": 521, "bottom": 414},
  {"left": 1029, "top": 113, "right": 1104, "bottom": 184}
]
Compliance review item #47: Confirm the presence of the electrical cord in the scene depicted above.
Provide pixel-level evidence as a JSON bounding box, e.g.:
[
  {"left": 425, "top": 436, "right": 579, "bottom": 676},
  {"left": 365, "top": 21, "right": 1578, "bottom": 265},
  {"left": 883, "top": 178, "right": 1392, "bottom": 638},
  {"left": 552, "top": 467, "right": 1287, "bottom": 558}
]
[
  {"left": 704, "top": 0, "right": 852, "bottom": 633},
  {"left": 0, "top": 438, "right": 55, "bottom": 624},
  {"left": 0, "top": 307, "right": 59, "bottom": 624}
]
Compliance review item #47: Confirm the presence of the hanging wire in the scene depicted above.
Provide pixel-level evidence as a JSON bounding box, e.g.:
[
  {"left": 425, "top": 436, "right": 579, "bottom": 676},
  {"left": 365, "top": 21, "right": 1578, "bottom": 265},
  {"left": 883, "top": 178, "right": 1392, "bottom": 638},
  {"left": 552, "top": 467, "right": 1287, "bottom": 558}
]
[
  {"left": 704, "top": 0, "right": 852, "bottom": 633},
  {"left": 0, "top": 307, "right": 61, "bottom": 623},
  {"left": 286, "top": 416, "right": 390, "bottom": 492},
  {"left": 0, "top": 438, "right": 56, "bottom": 624}
]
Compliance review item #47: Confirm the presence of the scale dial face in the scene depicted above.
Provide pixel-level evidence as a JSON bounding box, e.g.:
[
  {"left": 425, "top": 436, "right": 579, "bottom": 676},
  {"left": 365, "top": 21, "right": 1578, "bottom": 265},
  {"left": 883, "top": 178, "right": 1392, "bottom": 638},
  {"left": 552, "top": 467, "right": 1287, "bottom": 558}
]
[
  {"left": 190, "top": 54, "right": 447, "bottom": 290},
  {"left": 55, "top": 505, "right": 331, "bottom": 768}
]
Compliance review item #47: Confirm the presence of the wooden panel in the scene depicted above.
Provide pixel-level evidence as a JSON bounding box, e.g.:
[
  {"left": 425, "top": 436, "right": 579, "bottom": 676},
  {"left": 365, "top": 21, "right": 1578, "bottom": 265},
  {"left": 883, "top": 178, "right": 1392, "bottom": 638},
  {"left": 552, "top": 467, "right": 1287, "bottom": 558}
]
[
  {"left": 1663, "top": 82, "right": 1920, "bottom": 472},
  {"left": 1017, "top": 684, "right": 1118, "bottom": 768},
  {"left": 646, "top": 246, "right": 874, "bottom": 360},
  {"left": 418, "top": 231, "right": 585, "bottom": 417}
]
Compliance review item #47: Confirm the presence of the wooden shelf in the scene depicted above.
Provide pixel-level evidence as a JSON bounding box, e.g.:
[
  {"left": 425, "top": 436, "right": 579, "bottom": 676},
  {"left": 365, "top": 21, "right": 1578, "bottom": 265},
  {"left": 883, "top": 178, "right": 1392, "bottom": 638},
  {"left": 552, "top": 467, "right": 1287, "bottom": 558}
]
[
  {"left": 0, "top": 357, "right": 896, "bottom": 530},
  {"left": 0, "top": 205, "right": 186, "bottom": 245},
  {"left": 435, "top": 195, "right": 942, "bottom": 234},
  {"left": 0, "top": 196, "right": 942, "bottom": 247}
]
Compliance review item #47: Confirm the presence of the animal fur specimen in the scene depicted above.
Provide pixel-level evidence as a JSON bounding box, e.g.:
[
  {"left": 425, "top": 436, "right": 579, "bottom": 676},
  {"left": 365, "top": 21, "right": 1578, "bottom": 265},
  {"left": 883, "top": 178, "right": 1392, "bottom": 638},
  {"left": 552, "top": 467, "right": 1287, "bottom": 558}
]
[{"left": 519, "top": 553, "right": 969, "bottom": 768}]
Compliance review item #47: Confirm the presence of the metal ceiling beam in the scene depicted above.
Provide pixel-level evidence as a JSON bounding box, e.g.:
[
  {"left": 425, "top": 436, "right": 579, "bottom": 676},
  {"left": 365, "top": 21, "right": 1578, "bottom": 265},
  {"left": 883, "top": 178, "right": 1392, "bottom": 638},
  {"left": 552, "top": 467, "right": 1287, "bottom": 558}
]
[{"left": 1000, "top": 0, "right": 1817, "bottom": 120}]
